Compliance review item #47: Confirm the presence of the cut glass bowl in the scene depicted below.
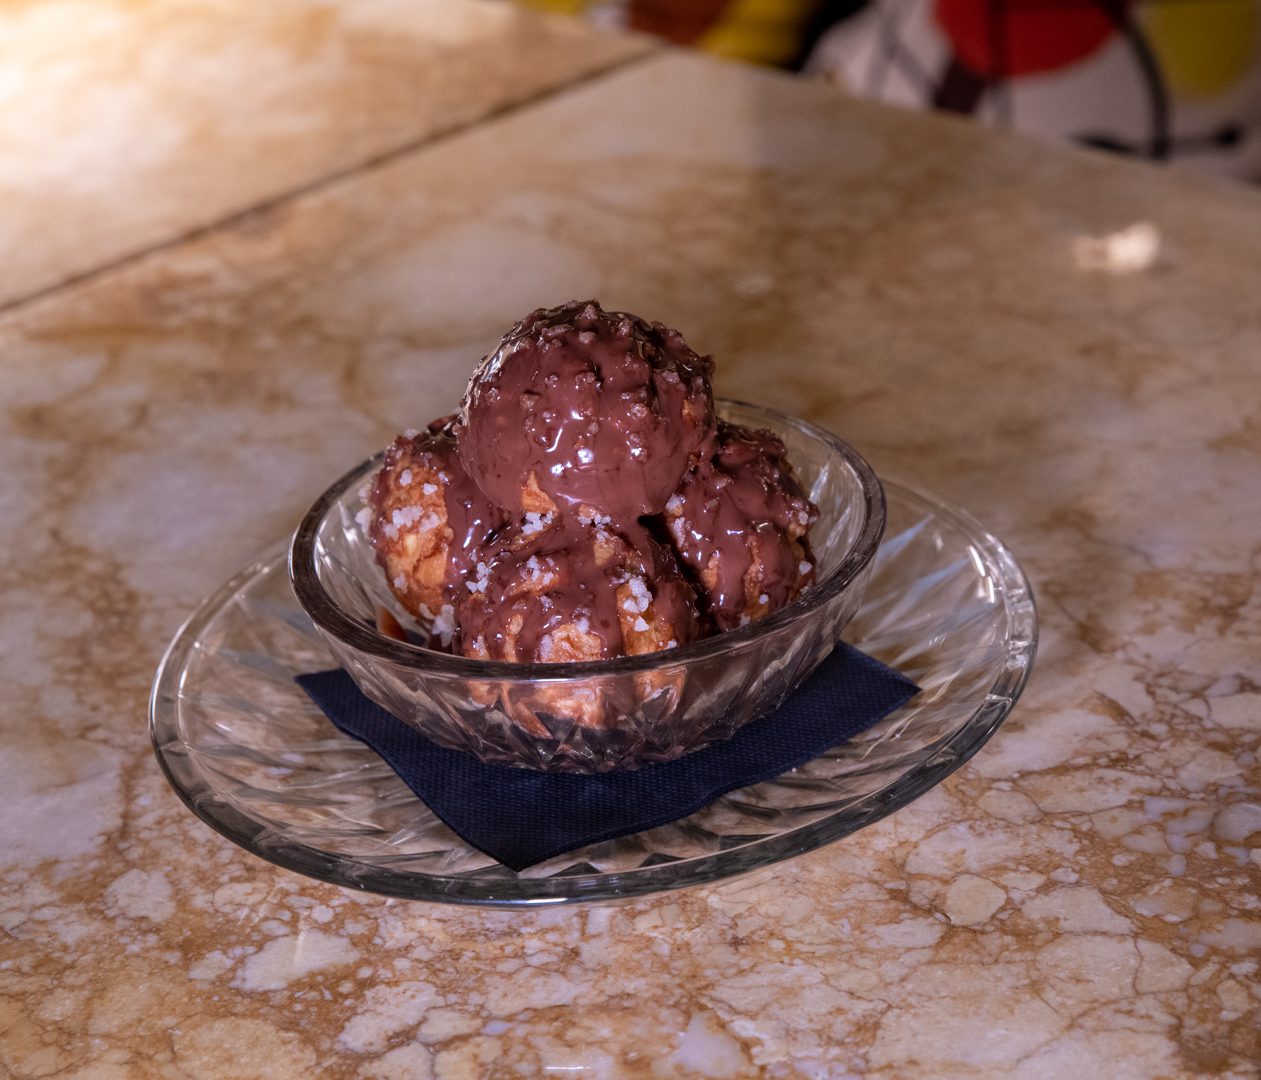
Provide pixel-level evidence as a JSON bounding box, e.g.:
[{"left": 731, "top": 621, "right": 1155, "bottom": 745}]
[{"left": 289, "top": 401, "right": 885, "bottom": 772}]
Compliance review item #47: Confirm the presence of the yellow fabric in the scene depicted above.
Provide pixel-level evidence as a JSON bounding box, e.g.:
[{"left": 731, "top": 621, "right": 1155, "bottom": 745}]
[
  {"left": 515, "top": 0, "right": 591, "bottom": 15},
  {"left": 514, "top": 0, "right": 819, "bottom": 66},
  {"left": 1142, "top": 0, "right": 1258, "bottom": 98},
  {"left": 698, "top": 0, "right": 819, "bottom": 66}
]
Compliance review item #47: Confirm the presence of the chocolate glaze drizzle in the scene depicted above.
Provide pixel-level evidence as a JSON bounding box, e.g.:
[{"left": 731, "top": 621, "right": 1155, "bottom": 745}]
[
  {"left": 666, "top": 422, "right": 819, "bottom": 631},
  {"left": 458, "top": 300, "right": 714, "bottom": 518}
]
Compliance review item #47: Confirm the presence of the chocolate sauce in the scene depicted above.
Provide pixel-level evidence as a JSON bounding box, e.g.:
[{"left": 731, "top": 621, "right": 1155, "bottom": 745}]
[
  {"left": 370, "top": 417, "right": 506, "bottom": 602},
  {"left": 457, "top": 516, "right": 698, "bottom": 662},
  {"left": 458, "top": 300, "right": 714, "bottom": 518},
  {"left": 666, "top": 422, "right": 819, "bottom": 631}
]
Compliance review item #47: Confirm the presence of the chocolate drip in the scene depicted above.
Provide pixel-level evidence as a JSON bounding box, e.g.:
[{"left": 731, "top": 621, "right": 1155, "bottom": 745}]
[
  {"left": 422, "top": 418, "right": 507, "bottom": 598},
  {"left": 666, "top": 422, "right": 818, "bottom": 631},
  {"left": 369, "top": 417, "right": 505, "bottom": 604}
]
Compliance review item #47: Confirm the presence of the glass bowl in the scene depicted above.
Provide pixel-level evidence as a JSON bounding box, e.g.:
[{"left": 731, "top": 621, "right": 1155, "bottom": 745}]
[{"left": 289, "top": 400, "right": 885, "bottom": 773}]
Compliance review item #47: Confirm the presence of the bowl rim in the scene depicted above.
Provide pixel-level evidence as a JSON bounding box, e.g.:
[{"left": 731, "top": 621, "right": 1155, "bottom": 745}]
[{"left": 289, "top": 398, "right": 886, "bottom": 679}]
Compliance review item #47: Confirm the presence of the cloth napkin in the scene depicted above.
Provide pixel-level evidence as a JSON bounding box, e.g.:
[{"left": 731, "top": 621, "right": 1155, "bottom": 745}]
[{"left": 296, "top": 643, "right": 918, "bottom": 872}]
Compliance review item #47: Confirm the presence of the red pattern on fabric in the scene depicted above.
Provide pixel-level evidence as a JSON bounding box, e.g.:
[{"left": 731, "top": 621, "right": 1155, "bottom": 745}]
[{"left": 934, "top": 0, "right": 1126, "bottom": 78}]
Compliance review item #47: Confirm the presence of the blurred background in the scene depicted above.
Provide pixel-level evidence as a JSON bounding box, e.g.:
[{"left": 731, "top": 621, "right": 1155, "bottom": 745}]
[
  {"left": 3, "top": 0, "right": 1258, "bottom": 311},
  {"left": 513, "top": 0, "right": 1261, "bottom": 180}
]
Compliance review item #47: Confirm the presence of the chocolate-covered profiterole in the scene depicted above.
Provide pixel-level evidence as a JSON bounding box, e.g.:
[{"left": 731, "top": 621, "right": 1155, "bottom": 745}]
[
  {"left": 664, "top": 421, "right": 819, "bottom": 632},
  {"left": 457, "top": 514, "right": 699, "bottom": 663},
  {"left": 364, "top": 301, "right": 820, "bottom": 675},
  {"left": 458, "top": 300, "right": 714, "bottom": 518},
  {"left": 366, "top": 416, "right": 505, "bottom": 645}
]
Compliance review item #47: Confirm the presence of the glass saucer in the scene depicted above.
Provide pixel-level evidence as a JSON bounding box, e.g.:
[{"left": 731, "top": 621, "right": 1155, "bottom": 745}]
[{"left": 150, "top": 480, "right": 1036, "bottom": 906}]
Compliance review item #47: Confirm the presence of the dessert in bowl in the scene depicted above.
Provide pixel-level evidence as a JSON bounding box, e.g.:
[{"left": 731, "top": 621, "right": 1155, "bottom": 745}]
[{"left": 290, "top": 302, "right": 885, "bottom": 771}]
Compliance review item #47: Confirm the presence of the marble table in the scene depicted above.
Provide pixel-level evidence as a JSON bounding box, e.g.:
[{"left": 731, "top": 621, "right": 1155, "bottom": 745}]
[{"left": 2, "top": 2, "right": 1258, "bottom": 1076}]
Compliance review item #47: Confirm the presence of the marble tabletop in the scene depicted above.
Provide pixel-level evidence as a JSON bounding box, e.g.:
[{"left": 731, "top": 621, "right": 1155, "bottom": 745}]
[{"left": 2, "top": 3, "right": 1259, "bottom": 1077}]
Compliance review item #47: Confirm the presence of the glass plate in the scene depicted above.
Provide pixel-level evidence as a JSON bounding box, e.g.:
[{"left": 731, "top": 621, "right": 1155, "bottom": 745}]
[{"left": 150, "top": 480, "right": 1036, "bottom": 906}]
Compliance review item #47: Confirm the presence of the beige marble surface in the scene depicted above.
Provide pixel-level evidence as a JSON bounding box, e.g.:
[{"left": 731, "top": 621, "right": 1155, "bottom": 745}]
[
  {"left": 0, "top": 0, "right": 650, "bottom": 310},
  {"left": 2, "top": 37, "right": 1260, "bottom": 1080}
]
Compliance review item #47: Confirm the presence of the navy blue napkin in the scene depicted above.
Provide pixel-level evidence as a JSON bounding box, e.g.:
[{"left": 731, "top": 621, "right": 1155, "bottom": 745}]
[{"left": 296, "top": 643, "right": 918, "bottom": 872}]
